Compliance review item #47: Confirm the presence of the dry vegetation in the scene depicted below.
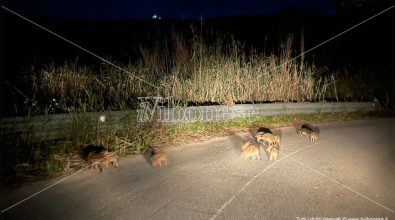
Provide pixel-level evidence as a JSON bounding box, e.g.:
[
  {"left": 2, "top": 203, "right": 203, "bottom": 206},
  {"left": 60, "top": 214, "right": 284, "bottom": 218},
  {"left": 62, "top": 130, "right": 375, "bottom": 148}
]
[{"left": 35, "top": 34, "right": 336, "bottom": 114}]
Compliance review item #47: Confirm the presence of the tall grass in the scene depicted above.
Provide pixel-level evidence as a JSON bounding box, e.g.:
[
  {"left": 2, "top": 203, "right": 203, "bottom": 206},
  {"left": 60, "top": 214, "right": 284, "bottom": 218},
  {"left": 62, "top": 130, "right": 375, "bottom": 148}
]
[
  {"left": 38, "top": 61, "right": 159, "bottom": 113},
  {"left": 34, "top": 34, "right": 335, "bottom": 114},
  {"left": 160, "top": 35, "right": 324, "bottom": 104}
]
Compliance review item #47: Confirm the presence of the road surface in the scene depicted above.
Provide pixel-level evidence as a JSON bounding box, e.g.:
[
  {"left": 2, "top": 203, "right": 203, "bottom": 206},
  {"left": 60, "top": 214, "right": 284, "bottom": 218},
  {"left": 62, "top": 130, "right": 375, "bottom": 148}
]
[{"left": 2, "top": 118, "right": 395, "bottom": 219}]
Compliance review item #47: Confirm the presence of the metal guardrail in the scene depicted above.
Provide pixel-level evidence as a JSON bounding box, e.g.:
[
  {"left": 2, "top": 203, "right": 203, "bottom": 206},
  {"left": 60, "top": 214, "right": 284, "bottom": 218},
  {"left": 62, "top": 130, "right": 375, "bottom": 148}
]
[
  {"left": 0, "top": 102, "right": 376, "bottom": 141},
  {"left": 157, "top": 102, "right": 376, "bottom": 123}
]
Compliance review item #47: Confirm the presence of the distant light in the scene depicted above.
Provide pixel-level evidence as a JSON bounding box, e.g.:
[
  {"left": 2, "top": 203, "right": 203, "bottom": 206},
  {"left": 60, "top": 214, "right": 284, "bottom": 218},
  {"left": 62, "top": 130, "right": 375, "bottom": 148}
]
[{"left": 152, "top": 14, "right": 162, "bottom": 20}]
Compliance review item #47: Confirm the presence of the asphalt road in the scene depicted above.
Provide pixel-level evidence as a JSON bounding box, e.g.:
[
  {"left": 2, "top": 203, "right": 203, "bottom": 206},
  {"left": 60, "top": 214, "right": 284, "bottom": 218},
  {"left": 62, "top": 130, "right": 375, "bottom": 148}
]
[{"left": 2, "top": 118, "right": 395, "bottom": 220}]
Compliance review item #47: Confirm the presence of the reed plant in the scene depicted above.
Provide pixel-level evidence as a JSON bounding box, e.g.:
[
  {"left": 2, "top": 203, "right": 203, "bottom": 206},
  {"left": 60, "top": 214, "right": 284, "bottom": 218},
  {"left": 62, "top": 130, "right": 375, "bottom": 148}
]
[{"left": 36, "top": 34, "right": 335, "bottom": 113}]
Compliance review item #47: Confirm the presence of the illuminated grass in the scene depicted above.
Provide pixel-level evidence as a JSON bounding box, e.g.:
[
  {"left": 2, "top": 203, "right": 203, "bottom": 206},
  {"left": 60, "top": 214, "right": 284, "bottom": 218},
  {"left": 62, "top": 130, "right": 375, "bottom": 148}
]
[
  {"left": 154, "top": 111, "right": 386, "bottom": 146},
  {"left": 9, "top": 34, "right": 339, "bottom": 117}
]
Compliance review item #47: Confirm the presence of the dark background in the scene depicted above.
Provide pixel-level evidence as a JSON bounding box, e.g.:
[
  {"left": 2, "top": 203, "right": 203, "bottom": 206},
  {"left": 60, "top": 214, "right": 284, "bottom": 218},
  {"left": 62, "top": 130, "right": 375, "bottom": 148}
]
[{"left": 1, "top": 0, "right": 394, "bottom": 114}]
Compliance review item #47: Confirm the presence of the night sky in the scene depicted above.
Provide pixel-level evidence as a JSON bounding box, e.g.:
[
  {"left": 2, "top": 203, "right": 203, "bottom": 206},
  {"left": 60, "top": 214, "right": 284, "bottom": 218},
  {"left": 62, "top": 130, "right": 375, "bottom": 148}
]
[
  {"left": 1, "top": 0, "right": 393, "bottom": 114},
  {"left": 2, "top": 0, "right": 336, "bottom": 19}
]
